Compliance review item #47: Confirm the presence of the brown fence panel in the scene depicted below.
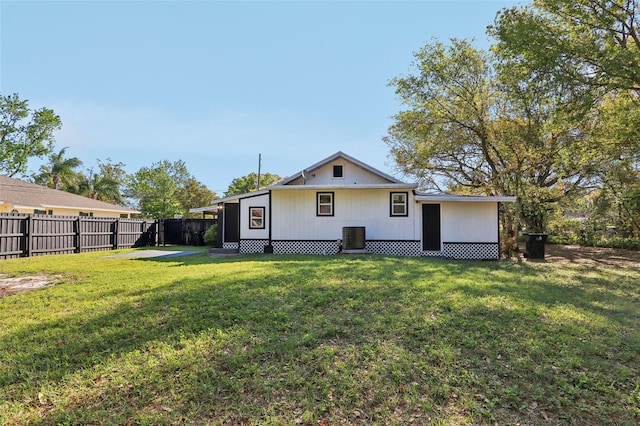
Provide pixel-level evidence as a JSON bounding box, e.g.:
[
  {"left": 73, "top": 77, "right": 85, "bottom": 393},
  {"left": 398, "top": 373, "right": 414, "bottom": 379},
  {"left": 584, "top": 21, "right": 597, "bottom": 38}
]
[
  {"left": 0, "top": 214, "right": 159, "bottom": 259},
  {"left": 116, "top": 219, "right": 156, "bottom": 248},
  {"left": 79, "top": 217, "right": 115, "bottom": 252},
  {"left": 30, "top": 215, "right": 76, "bottom": 256},
  {"left": 0, "top": 214, "right": 26, "bottom": 259}
]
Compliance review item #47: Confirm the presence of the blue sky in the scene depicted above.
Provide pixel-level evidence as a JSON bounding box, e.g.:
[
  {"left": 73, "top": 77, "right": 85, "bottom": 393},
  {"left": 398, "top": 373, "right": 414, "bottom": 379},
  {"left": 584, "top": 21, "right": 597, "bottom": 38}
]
[{"left": 1, "top": 0, "right": 526, "bottom": 195}]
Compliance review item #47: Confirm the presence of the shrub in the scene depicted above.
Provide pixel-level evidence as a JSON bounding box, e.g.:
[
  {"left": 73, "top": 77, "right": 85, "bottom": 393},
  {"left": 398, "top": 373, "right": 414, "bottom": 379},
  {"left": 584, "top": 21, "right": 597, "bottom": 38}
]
[
  {"left": 203, "top": 225, "right": 217, "bottom": 246},
  {"left": 592, "top": 237, "right": 640, "bottom": 250},
  {"left": 547, "top": 234, "right": 580, "bottom": 245}
]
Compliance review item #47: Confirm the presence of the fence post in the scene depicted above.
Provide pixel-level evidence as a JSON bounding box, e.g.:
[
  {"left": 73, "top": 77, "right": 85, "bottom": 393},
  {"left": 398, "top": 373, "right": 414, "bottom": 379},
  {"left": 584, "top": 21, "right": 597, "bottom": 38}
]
[
  {"left": 76, "top": 216, "right": 82, "bottom": 253},
  {"left": 141, "top": 220, "right": 147, "bottom": 246},
  {"left": 114, "top": 218, "right": 120, "bottom": 250},
  {"left": 25, "top": 214, "right": 33, "bottom": 257},
  {"left": 153, "top": 220, "right": 159, "bottom": 246}
]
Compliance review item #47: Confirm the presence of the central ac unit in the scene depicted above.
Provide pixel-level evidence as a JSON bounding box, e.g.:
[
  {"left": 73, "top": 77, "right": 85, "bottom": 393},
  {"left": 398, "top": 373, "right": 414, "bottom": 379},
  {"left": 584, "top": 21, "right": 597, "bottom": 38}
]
[{"left": 342, "top": 226, "right": 366, "bottom": 250}]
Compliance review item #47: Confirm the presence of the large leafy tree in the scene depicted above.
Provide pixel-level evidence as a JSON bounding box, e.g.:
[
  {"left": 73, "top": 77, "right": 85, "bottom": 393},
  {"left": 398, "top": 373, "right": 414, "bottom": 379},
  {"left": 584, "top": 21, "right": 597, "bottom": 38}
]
[
  {"left": 490, "top": 0, "right": 640, "bottom": 236},
  {"left": 32, "top": 147, "right": 82, "bottom": 190},
  {"left": 176, "top": 178, "right": 218, "bottom": 218},
  {"left": 0, "top": 93, "right": 61, "bottom": 177},
  {"left": 384, "top": 39, "right": 598, "bottom": 234},
  {"left": 585, "top": 93, "right": 640, "bottom": 237},
  {"left": 490, "top": 0, "right": 640, "bottom": 95},
  {"left": 224, "top": 172, "right": 281, "bottom": 197},
  {"left": 125, "top": 160, "right": 190, "bottom": 219}
]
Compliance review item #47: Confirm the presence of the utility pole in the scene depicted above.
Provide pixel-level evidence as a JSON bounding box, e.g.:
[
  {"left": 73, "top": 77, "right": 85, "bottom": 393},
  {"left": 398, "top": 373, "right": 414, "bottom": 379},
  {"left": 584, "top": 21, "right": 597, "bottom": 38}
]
[{"left": 257, "top": 153, "right": 261, "bottom": 191}]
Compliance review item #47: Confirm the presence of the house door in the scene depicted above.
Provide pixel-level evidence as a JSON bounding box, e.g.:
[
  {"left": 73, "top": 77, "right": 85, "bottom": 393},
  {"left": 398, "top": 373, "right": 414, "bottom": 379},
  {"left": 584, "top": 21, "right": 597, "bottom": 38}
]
[
  {"left": 422, "top": 204, "right": 441, "bottom": 251},
  {"left": 224, "top": 203, "right": 240, "bottom": 243}
]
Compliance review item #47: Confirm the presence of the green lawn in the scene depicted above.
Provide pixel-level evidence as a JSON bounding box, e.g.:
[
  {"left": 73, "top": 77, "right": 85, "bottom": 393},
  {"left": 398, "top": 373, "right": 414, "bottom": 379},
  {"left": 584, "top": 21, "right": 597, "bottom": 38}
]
[{"left": 0, "top": 248, "right": 638, "bottom": 425}]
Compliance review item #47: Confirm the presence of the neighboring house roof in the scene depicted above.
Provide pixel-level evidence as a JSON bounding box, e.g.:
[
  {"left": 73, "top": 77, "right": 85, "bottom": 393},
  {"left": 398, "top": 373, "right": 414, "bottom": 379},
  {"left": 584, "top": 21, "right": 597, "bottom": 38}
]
[{"left": 0, "top": 175, "right": 139, "bottom": 214}]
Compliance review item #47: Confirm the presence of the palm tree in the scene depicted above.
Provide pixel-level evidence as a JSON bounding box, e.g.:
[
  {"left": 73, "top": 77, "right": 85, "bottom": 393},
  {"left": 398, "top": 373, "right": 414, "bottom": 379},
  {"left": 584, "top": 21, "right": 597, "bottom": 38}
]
[
  {"left": 32, "top": 147, "right": 82, "bottom": 190},
  {"left": 77, "top": 160, "right": 127, "bottom": 205}
]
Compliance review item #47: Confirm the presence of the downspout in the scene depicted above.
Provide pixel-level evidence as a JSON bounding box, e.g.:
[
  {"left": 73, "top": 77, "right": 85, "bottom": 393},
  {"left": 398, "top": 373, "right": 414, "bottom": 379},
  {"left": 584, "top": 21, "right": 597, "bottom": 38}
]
[
  {"left": 497, "top": 202, "right": 501, "bottom": 259},
  {"left": 268, "top": 190, "right": 272, "bottom": 244}
]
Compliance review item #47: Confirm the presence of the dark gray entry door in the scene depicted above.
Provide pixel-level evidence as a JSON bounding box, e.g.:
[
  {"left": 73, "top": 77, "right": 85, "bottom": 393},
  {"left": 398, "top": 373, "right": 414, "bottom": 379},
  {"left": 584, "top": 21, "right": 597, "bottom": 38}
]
[
  {"left": 422, "top": 204, "right": 441, "bottom": 251},
  {"left": 224, "top": 203, "right": 240, "bottom": 243}
]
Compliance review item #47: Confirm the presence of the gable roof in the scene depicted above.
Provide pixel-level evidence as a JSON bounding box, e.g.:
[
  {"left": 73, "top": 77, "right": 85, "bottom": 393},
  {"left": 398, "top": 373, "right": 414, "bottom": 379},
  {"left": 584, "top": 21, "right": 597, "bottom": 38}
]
[
  {"left": 0, "top": 175, "right": 139, "bottom": 214},
  {"left": 277, "top": 151, "right": 406, "bottom": 186}
]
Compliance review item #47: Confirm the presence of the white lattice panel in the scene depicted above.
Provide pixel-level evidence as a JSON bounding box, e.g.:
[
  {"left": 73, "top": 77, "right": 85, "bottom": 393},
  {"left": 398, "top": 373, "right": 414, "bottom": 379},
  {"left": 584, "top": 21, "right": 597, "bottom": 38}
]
[
  {"left": 239, "top": 239, "right": 270, "bottom": 254},
  {"left": 366, "top": 241, "right": 423, "bottom": 257},
  {"left": 442, "top": 243, "right": 499, "bottom": 259},
  {"left": 272, "top": 240, "right": 340, "bottom": 255}
]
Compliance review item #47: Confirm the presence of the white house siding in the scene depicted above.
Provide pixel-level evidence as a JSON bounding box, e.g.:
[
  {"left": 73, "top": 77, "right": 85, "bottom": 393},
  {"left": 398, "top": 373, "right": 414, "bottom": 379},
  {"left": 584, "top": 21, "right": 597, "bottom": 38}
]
[
  {"left": 441, "top": 202, "right": 498, "bottom": 242},
  {"left": 271, "top": 188, "right": 416, "bottom": 241},
  {"left": 286, "top": 159, "right": 394, "bottom": 186},
  {"left": 238, "top": 193, "right": 270, "bottom": 239},
  {"left": 440, "top": 201, "right": 500, "bottom": 259}
]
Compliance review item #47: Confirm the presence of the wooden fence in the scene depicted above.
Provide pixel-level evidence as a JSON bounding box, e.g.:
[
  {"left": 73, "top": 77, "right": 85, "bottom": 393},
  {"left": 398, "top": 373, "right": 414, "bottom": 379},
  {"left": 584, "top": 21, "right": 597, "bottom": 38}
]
[
  {"left": 0, "top": 213, "right": 157, "bottom": 260},
  {"left": 160, "top": 218, "right": 216, "bottom": 246}
]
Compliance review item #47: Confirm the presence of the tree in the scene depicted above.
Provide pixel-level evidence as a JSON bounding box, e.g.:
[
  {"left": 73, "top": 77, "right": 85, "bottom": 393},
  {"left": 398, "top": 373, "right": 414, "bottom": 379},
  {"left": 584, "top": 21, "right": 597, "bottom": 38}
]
[
  {"left": 0, "top": 93, "right": 61, "bottom": 177},
  {"left": 125, "top": 160, "right": 190, "bottom": 219},
  {"left": 77, "top": 159, "right": 128, "bottom": 205},
  {"left": 32, "top": 147, "right": 82, "bottom": 190},
  {"left": 224, "top": 172, "right": 281, "bottom": 197},
  {"left": 384, "top": 39, "right": 598, "bottom": 234},
  {"left": 585, "top": 92, "right": 640, "bottom": 237},
  {"left": 176, "top": 178, "right": 218, "bottom": 218},
  {"left": 490, "top": 0, "right": 640, "bottom": 236},
  {"left": 490, "top": 0, "right": 640, "bottom": 95}
]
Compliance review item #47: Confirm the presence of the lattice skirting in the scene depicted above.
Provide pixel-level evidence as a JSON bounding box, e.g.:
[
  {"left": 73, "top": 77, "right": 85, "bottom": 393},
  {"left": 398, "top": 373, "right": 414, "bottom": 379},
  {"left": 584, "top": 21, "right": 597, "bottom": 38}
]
[
  {"left": 365, "top": 240, "right": 423, "bottom": 257},
  {"left": 442, "top": 242, "right": 499, "bottom": 260},
  {"left": 234, "top": 239, "right": 499, "bottom": 259},
  {"left": 237, "top": 240, "right": 341, "bottom": 255},
  {"left": 272, "top": 240, "right": 341, "bottom": 255},
  {"left": 239, "top": 239, "right": 270, "bottom": 254}
]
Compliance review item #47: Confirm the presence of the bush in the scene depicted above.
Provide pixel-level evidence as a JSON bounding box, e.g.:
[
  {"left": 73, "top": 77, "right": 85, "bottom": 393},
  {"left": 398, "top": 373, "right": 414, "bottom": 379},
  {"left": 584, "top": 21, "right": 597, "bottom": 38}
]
[
  {"left": 203, "top": 225, "right": 217, "bottom": 246},
  {"left": 549, "top": 233, "right": 640, "bottom": 250},
  {"left": 591, "top": 237, "right": 640, "bottom": 250},
  {"left": 547, "top": 234, "right": 580, "bottom": 245}
]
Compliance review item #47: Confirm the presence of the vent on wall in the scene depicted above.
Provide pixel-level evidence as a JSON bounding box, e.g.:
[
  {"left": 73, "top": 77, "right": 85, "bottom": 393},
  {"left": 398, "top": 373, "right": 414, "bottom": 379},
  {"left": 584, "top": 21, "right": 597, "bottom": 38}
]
[{"left": 342, "top": 226, "right": 366, "bottom": 250}]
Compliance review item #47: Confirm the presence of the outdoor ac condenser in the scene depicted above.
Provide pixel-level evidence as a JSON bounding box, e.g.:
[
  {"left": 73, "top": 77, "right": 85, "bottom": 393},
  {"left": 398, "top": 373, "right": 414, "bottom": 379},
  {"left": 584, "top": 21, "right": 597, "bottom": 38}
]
[{"left": 342, "top": 226, "right": 366, "bottom": 250}]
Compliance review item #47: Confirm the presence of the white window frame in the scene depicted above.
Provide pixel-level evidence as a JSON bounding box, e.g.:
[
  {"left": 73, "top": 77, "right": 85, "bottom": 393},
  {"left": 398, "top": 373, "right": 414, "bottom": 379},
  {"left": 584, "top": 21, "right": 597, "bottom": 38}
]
[
  {"left": 249, "top": 207, "right": 265, "bottom": 229},
  {"left": 317, "top": 192, "right": 334, "bottom": 216},
  {"left": 390, "top": 192, "right": 408, "bottom": 217}
]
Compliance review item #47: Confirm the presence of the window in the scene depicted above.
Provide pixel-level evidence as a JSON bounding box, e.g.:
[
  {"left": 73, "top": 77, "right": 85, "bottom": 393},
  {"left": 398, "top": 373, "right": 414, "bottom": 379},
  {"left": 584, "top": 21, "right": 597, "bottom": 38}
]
[
  {"left": 34, "top": 209, "right": 46, "bottom": 215},
  {"left": 317, "top": 192, "right": 334, "bottom": 216},
  {"left": 79, "top": 212, "right": 94, "bottom": 217},
  {"left": 249, "top": 207, "right": 265, "bottom": 229},
  {"left": 332, "top": 165, "right": 343, "bottom": 178},
  {"left": 390, "top": 192, "right": 408, "bottom": 217}
]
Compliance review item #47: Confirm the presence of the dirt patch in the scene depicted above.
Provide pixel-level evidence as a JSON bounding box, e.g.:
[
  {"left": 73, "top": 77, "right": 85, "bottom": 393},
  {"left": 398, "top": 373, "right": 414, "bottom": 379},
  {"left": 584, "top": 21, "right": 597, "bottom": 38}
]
[
  {"left": 0, "top": 274, "right": 57, "bottom": 298},
  {"left": 536, "top": 244, "right": 640, "bottom": 269}
]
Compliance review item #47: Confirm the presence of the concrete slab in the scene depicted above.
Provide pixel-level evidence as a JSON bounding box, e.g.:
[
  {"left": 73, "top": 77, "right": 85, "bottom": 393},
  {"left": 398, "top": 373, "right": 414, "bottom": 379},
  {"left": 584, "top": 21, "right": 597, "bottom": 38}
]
[{"left": 106, "top": 250, "right": 200, "bottom": 259}]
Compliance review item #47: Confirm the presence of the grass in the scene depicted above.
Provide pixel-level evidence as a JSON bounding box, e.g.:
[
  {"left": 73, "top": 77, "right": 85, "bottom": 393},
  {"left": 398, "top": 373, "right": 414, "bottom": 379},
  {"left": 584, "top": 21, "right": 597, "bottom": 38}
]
[{"left": 0, "top": 247, "right": 638, "bottom": 425}]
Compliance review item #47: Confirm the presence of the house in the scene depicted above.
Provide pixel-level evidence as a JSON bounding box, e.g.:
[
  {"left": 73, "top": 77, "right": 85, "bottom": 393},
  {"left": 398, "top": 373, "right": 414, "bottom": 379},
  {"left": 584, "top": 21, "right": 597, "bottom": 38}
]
[
  {"left": 0, "top": 175, "right": 139, "bottom": 218},
  {"left": 190, "top": 152, "right": 516, "bottom": 259}
]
